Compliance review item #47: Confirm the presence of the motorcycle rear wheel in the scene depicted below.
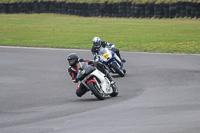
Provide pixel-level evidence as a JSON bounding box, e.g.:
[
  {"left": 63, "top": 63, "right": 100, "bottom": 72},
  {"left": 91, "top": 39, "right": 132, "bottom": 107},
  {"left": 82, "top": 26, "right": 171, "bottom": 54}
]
[{"left": 88, "top": 82, "right": 105, "bottom": 100}]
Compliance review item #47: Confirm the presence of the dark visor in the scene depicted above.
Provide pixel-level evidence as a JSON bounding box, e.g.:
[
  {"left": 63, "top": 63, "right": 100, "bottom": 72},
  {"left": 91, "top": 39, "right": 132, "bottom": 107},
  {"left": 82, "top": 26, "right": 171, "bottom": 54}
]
[
  {"left": 69, "top": 60, "right": 75, "bottom": 65},
  {"left": 93, "top": 42, "right": 99, "bottom": 46}
]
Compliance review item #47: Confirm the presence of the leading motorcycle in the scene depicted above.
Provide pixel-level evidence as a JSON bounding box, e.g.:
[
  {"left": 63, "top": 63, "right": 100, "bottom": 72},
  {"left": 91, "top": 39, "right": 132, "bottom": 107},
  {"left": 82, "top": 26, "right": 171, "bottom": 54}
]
[{"left": 76, "top": 61, "right": 118, "bottom": 100}]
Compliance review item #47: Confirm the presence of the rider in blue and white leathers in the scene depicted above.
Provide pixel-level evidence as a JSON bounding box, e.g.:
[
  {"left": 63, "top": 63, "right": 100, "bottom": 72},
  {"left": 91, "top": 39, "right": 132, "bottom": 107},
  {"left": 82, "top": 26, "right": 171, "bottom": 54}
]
[{"left": 91, "top": 37, "right": 126, "bottom": 63}]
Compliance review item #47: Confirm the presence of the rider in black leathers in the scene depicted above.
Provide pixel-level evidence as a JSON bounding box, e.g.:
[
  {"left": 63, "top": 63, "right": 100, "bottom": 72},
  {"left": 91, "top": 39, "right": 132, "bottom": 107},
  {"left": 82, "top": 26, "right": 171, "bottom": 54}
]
[{"left": 67, "top": 53, "right": 114, "bottom": 97}]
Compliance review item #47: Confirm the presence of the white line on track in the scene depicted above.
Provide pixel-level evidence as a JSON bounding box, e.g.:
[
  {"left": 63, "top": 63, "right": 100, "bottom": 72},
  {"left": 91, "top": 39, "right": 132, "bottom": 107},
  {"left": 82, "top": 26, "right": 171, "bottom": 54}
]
[{"left": 0, "top": 46, "right": 199, "bottom": 56}]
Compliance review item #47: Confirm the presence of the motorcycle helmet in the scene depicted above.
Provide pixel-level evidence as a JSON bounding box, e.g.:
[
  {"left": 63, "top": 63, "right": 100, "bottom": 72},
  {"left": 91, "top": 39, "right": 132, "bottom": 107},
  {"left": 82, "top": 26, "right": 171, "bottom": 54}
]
[
  {"left": 67, "top": 53, "right": 79, "bottom": 67},
  {"left": 92, "top": 37, "right": 101, "bottom": 49}
]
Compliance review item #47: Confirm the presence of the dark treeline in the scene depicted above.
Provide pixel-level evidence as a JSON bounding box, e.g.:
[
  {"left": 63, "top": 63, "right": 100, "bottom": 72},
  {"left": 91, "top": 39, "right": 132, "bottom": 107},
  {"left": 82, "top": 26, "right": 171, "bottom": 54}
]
[{"left": 0, "top": 1, "right": 200, "bottom": 18}]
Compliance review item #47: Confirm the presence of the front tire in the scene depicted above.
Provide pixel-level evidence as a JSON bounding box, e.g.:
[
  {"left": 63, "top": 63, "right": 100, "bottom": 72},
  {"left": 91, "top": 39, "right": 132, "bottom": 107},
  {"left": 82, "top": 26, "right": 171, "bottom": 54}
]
[
  {"left": 111, "top": 62, "right": 125, "bottom": 77},
  {"left": 88, "top": 82, "right": 105, "bottom": 100}
]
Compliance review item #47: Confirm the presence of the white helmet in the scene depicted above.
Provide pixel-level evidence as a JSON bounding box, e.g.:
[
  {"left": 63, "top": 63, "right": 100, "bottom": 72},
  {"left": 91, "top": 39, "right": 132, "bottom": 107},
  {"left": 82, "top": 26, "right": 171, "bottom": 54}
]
[{"left": 92, "top": 37, "right": 101, "bottom": 49}]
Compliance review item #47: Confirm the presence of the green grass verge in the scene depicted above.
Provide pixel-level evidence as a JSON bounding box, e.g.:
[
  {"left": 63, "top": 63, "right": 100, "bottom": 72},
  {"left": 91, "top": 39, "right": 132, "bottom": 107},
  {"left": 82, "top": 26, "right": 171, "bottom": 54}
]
[
  {"left": 1, "top": 0, "right": 200, "bottom": 3},
  {"left": 0, "top": 14, "right": 200, "bottom": 54}
]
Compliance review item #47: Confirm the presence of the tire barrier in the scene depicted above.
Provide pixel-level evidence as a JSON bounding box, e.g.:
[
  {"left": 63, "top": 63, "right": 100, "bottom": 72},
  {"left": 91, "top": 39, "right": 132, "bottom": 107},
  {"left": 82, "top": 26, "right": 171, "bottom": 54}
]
[{"left": 0, "top": 1, "right": 200, "bottom": 18}]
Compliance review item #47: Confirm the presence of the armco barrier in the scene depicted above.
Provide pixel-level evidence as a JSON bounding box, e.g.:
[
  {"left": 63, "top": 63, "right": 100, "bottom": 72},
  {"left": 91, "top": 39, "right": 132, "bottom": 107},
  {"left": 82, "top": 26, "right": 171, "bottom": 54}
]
[{"left": 0, "top": 1, "right": 199, "bottom": 18}]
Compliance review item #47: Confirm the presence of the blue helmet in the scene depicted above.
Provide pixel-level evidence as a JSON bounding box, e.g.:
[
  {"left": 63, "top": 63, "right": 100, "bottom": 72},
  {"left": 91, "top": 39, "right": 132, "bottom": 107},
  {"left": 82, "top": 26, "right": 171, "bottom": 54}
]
[{"left": 92, "top": 37, "right": 101, "bottom": 49}]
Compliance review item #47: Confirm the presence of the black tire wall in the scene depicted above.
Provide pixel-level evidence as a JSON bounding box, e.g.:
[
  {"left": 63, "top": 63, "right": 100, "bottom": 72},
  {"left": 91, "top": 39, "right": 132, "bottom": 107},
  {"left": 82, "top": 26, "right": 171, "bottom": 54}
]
[{"left": 0, "top": 1, "right": 199, "bottom": 18}]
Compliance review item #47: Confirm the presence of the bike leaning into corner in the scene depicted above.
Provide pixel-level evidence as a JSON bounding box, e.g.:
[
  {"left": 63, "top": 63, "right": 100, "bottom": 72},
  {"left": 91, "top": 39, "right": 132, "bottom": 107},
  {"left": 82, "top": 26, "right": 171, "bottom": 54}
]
[
  {"left": 95, "top": 47, "right": 126, "bottom": 77},
  {"left": 76, "top": 61, "right": 118, "bottom": 100}
]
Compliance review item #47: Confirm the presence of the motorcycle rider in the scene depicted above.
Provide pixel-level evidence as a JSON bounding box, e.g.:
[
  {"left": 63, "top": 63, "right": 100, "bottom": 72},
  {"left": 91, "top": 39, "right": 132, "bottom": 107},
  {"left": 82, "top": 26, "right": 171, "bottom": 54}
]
[
  {"left": 67, "top": 53, "right": 115, "bottom": 97},
  {"left": 91, "top": 37, "right": 126, "bottom": 63}
]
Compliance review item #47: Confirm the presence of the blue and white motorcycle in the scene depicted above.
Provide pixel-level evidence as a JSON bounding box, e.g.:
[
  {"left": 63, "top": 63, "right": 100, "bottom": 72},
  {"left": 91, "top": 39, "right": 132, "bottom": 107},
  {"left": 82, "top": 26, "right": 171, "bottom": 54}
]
[{"left": 94, "top": 47, "right": 126, "bottom": 77}]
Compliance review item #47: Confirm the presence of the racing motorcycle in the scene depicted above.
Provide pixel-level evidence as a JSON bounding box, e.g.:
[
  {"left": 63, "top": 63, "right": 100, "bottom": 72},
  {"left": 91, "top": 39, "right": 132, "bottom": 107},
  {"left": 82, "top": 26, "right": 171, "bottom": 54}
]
[
  {"left": 76, "top": 61, "right": 118, "bottom": 100},
  {"left": 95, "top": 47, "right": 126, "bottom": 77}
]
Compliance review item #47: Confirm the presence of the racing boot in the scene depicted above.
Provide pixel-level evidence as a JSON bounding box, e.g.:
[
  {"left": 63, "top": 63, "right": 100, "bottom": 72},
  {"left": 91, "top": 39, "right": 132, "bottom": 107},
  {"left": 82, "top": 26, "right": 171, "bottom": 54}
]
[
  {"left": 121, "top": 58, "right": 126, "bottom": 63},
  {"left": 106, "top": 72, "right": 115, "bottom": 86},
  {"left": 115, "top": 50, "right": 126, "bottom": 63},
  {"left": 117, "top": 54, "right": 126, "bottom": 63}
]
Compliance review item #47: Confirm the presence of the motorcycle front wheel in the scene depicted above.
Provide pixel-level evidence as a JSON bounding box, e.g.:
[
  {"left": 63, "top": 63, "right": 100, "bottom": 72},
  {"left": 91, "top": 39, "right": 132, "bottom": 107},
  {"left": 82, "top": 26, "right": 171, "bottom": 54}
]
[
  {"left": 88, "top": 82, "right": 105, "bottom": 100},
  {"left": 111, "top": 62, "right": 125, "bottom": 77}
]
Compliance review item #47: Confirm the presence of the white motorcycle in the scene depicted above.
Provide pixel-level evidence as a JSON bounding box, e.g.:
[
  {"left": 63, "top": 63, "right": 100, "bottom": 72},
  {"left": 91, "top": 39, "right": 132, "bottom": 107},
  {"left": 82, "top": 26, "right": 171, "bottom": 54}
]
[{"left": 76, "top": 61, "right": 118, "bottom": 100}]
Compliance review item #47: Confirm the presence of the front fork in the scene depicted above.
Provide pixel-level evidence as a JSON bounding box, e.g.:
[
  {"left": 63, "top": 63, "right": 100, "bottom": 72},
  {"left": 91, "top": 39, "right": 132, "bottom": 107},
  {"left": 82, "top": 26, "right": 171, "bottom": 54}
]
[{"left": 113, "top": 53, "right": 123, "bottom": 70}]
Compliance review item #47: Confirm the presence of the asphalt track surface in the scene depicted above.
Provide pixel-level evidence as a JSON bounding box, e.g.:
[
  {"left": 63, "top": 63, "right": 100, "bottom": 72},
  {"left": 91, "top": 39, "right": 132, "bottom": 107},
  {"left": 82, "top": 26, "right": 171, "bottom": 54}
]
[{"left": 0, "top": 46, "right": 200, "bottom": 133}]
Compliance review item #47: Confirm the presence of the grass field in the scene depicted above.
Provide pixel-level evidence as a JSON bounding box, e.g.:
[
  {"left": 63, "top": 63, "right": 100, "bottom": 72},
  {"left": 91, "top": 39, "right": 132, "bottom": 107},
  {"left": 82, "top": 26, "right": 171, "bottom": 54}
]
[
  {"left": 0, "top": 14, "right": 200, "bottom": 54},
  {"left": 1, "top": 0, "right": 200, "bottom": 3}
]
